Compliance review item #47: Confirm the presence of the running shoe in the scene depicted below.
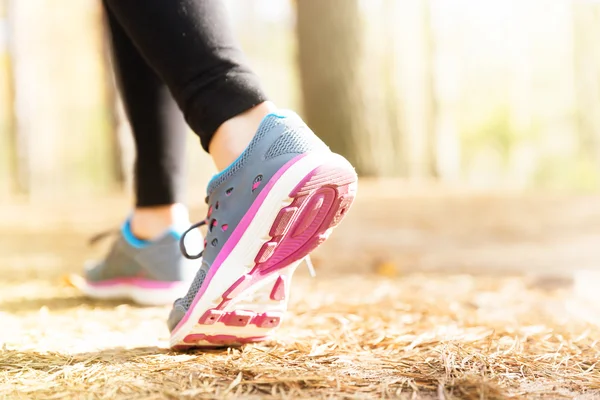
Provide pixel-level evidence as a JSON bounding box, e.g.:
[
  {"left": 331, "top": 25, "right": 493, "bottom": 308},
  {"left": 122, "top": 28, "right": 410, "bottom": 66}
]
[
  {"left": 168, "top": 110, "right": 357, "bottom": 348},
  {"left": 82, "top": 217, "right": 202, "bottom": 306}
]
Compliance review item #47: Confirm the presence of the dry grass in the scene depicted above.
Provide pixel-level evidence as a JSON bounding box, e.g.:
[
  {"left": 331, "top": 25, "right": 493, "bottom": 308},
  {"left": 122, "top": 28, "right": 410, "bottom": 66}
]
[
  {"left": 3, "top": 191, "right": 600, "bottom": 399},
  {"left": 2, "top": 272, "right": 600, "bottom": 399}
]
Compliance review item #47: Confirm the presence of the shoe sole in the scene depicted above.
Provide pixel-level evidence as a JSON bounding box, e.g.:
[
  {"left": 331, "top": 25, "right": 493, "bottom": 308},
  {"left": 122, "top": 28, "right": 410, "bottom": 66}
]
[
  {"left": 82, "top": 278, "right": 190, "bottom": 306},
  {"left": 169, "top": 152, "right": 357, "bottom": 349}
]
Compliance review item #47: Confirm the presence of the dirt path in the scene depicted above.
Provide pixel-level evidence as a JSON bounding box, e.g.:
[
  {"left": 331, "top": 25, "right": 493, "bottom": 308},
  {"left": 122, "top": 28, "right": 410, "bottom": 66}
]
[
  {"left": 3, "top": 185, "right": 600, "bottom": 398},
  {"left": 3, "top": 271, "right": 600, "bottom": 399},
  {"left": 4, "top": 182, "right": 600, "bottom": 277}
]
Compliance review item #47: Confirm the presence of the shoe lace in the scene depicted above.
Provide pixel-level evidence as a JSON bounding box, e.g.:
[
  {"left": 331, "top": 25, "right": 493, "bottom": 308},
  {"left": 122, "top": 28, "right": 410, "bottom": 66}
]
[
  {"left": 88, "top": 229, "right": 119, "bottom": 246},
  {"left": 179, "top": 219, "right": 207, "bottom": 260},
  {"left": 87, "top": 221, "right": 206, "bottom": 260}
]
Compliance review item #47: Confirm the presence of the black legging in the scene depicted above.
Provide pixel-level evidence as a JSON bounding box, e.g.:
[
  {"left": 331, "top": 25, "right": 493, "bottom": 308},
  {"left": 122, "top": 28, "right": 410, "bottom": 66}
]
[{"left": 103, "top": 0, "right": 267, "bottom": 207}]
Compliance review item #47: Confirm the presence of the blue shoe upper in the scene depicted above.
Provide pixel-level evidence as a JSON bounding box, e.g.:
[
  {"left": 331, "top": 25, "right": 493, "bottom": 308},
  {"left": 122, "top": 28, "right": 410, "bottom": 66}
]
[{"left": 168, "top": 111, "right": 329, "bottom": 331}]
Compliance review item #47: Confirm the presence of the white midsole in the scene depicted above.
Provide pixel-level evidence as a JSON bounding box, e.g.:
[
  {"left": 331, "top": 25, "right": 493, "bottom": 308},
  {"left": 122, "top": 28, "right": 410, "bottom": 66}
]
[
  {"left": 185, "top": 262, "right": 299, "bottom": 339},
  {"left": 170, "top": 152, "right": 348, "bottom": 346}
]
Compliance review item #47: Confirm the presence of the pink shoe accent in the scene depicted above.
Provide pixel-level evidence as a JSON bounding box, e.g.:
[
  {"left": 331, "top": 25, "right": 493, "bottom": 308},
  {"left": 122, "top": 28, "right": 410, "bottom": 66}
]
[
  {"left": 86, "top": 278, "right": 182, "bottom": 289},
  {"left": 252, "top": 169, "right": 353, "bottom": 277},
  {"left": 254, "top": 312, "right": 282, "bottom": 328},
  {"left": 198, "top": 309, "right": 224, "bottom": 325},
  {"left": 198, "top": 307, "right": 284, "bottom": 329},
  {"left": 290, "top": 164, "right": 356, "bottom": 197},
  {"left": 291, "top": 193, "right": 325, "bottom": 238},
  {"left": 222, "top": 224, "right": 229, "bottom": 231},
  {"left": 269, "top": 206, "right": 298, "bottom": 237},
  {"left": 255, "top": 241, "right": 278, "bottom": 264},
  {"left": 224, "top": 311, "right": 254, "bottom": 327},
  {"left": 183, "top": 333, "right": 268, "bottom": 345},
  {"left": 270, "top": 276, "right": 286, "bottom": 301}
]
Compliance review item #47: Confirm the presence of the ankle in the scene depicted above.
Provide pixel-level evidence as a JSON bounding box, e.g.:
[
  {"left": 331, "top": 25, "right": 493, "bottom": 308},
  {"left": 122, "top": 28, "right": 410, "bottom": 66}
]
[
  {"left": 208, "top": 101, "right": 277, "bottom": 171},
  {"left": 130, "top": 203, "right": 188, "bottom": 240}
]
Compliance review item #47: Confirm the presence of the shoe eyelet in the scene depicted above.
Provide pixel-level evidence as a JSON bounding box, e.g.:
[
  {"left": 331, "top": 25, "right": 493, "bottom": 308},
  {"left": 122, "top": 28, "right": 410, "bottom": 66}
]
[
  {"left": 252, "top": 175, "right": 263, "bottom": 192},
  {"left": 211, "top": 238, "right": 218, "bottom": 246}
]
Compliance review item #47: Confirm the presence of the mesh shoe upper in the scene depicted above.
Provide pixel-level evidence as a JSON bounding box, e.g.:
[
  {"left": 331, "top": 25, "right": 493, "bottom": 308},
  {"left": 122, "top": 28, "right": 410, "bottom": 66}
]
[{"left": 85, "top": 220, "right": 201, "bottom": 284}]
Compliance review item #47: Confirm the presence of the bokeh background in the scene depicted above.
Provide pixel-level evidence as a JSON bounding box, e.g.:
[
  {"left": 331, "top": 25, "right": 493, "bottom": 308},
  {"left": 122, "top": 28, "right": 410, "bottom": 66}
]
[
  {"left": 2, "top": 0, "right": 600, "bottom": 278},
  {"left": 3, "top": 0, "right": 600, "bottom": 200}
]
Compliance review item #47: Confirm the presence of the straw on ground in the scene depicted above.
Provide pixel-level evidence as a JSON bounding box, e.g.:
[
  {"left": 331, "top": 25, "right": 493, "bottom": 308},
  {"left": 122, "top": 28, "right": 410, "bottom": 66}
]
[{"left": 2, "top": 272, "right": 600, "bottom": 399}]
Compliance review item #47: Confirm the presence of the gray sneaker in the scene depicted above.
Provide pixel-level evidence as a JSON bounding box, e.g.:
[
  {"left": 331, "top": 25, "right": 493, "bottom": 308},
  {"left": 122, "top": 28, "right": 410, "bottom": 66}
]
[
  {"left": 169, "top": 110, "right": 358, "bottom": 349},
  {"left": 82, "top": 218, "right": 202, "bottom": 306}
]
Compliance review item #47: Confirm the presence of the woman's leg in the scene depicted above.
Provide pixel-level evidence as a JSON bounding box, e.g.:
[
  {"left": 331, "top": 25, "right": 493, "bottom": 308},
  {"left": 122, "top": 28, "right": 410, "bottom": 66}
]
[
  {"left": 81, "top": 5, "right": 201, "bottom": 306},
  {"left": 105, "top": 5, "right": 189, "bottom": 239},
  {"left": 103, "top": 0, "right": 358, "bottom": 348},
  {"left": 103, "top": 0, "right": 273, "bottom": 169}
]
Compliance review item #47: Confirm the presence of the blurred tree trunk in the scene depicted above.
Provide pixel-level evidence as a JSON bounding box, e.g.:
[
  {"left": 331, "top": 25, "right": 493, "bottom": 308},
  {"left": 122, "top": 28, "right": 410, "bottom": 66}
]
[
  {"left": 99, "top": 12, "right": 127, "bottom": 192},
  {"left": 573, "top": 2, "right": 600, "bottom": 171},
  {"left": 428, "top": 1, "right": 461, "bottom": 182},
  {"left": 390, "top": 0, "right": 436, "bottom": 178},
  {"left": 4, "top": 0, "right": 29, "bottom": 195},
  {"left": 296, "top": 0, "right": 435, "bottom": 178},
  {"left": 7, "top": 0, "right": 119, "bottom": 199},
  {"left": 296, "top": 0, "right": 375, "bottom": 175}
]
